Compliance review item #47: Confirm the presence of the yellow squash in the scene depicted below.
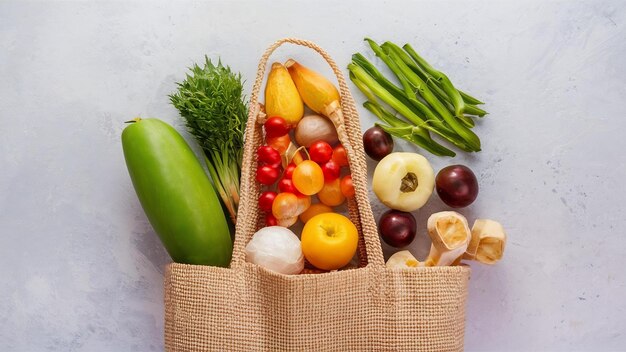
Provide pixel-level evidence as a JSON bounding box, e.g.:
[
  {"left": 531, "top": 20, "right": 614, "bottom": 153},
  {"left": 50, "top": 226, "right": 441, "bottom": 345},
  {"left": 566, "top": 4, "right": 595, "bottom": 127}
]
[
  {"left": 285, "top": 59, "right": 340, "bottom": 117},
  {"left": 265, "top": 62, "right": 304, "bottom": 126}
]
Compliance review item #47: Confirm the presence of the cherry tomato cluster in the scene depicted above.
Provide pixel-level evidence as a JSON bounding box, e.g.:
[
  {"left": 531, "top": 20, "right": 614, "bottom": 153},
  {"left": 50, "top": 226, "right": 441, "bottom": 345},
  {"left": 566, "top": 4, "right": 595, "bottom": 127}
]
[
  {"left": 256, "top": 116, "right": 356, "bottom": 228},
  {"left": 256, "top": 146, "right": 282, "bottom": 185}
]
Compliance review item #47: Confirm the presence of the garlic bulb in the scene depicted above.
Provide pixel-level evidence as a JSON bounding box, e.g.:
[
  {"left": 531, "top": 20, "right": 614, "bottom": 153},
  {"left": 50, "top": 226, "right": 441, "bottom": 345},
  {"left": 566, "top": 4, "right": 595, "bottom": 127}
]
[
  {"left": 245, "top": 226, "right": 304, "bottom": 275},
  {"left": 294, "top": 114, "right": 339, "bottom": 148}
]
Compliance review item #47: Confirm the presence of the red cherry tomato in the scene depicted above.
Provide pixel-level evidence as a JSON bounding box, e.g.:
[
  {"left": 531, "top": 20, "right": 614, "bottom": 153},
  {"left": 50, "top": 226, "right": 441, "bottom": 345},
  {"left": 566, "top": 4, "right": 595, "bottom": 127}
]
[
  {"left": 321, "top": 160, "right": 341, "bottom": 181},
  {"left": 340, "top": 175, "right": 355, "bottom": 198},
  {"left": 264, "top": 116, "right": 290, "bottom": 138},
  {"left": 284, "top": 163, "right": 297, "bottom": 179},
  {"left": 309, "top": 141, "right": 333, "bottom": 164},
  {"left": 278, "top": 178, "right": 302, "bottom": 196},
  {"left": 256, "top": 165, "right": 280, "bottom": 185},
  {"left": 258, "top": 191, "right": 277, "bottom": 212},
  {"left": 257, "top": 146, "right": 281, "bottom": 168},
  {"left": 331, "top": 144, "right": 349, "bottom": 167},
  {"left": 265, "top": 213, "right": 278, "bottom": 226}
]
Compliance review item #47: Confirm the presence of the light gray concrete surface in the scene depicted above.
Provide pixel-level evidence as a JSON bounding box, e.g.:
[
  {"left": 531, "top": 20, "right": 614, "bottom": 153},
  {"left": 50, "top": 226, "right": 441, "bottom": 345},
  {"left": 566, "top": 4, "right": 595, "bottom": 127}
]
[{"left": 1, "top": 1, "right": 625, "bottom": 351}]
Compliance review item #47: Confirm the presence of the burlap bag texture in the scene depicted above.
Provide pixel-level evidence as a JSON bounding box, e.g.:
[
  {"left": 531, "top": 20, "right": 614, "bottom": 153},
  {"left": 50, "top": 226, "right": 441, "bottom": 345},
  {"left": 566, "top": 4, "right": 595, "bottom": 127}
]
[{"left": 164, "top": 38, "right": 470, "bottom": 352}]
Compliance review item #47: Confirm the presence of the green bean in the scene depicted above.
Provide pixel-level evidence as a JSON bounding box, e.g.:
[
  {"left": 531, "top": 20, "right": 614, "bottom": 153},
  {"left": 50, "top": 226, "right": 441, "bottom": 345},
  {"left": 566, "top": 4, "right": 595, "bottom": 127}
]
[
  {"left": 401, "top": 43, "right": 467, "bottom": 118},
  {"left": 381, "top": 45, "right": 481, "bottom": 151},
  {"left": 349, "top": 63, "right": 472, "bottom": 152}
]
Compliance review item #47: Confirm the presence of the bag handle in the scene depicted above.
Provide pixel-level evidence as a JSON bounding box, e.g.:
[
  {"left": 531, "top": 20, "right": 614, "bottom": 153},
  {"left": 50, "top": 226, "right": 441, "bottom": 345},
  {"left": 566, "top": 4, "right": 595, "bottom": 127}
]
[{"left": 230, "top": 38, "right": 385, "bottom": 270}]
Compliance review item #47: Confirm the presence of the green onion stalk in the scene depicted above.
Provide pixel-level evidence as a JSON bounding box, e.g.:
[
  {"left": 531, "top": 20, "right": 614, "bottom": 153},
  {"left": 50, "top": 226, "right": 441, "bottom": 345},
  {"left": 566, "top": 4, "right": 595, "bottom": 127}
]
[
  {"left": 170, "top": 58, "right": 247, "bottom": 225},
  {"left": 384, "top": 42, "right": 466, "bottom": 118},
  {"left": 402, "top": 44, "right": 484, "bottom": 106},
  {"left": 378, "top": 41, "right": 485, "bottom": 111},
  {"left": 362, "top": 40, "right": 471, "bottom": 148},
  {"left": 348, "top": 60, "right": 472, "bottom": 153},
  {"left": 380, "top": 43, "right": 481, "bottom": 151},
  {"left": 348, "top": 39, "right": 488, "bottom": 156},
  {"left": 349, "top": 69, "right": 455, "bottom": 156},
  {"left": 352, "top": 53, "right": 471, "bottom": 136}
]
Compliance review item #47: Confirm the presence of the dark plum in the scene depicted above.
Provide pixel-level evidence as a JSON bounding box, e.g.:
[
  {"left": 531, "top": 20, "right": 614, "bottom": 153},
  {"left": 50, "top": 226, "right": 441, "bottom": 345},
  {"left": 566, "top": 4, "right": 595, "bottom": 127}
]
[
  {"left": 435, "top": 165, "right": 479, "bottom": 208},
  {"left": 378, "top": 210, "right": 416, "bottom": 248},
  {"left": 363, "top": 126, "right": 393, "bottom": 161}
]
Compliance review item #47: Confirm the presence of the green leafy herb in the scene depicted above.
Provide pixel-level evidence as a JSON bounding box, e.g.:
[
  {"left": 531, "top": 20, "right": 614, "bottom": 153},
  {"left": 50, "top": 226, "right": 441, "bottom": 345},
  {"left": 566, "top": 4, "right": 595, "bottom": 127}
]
[{"left": 170, "top": 57, "right": 247, "bottom": 224}]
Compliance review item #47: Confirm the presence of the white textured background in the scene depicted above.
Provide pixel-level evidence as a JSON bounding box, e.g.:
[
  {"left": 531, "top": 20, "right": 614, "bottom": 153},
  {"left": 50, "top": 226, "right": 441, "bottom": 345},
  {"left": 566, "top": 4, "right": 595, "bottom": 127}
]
[{"left": 1, "top": 1, "right": 625, "bottom": 351}]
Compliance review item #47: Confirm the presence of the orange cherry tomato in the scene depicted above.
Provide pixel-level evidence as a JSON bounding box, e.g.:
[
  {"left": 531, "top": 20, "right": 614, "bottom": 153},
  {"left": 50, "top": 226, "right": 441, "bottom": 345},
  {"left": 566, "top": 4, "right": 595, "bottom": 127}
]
[
  {"left": 317, "top": 178, "right": 345, "bottom": 207},
  {"left": 299, "top": 203, "right": 333, "bottom": 224},
  {"left": 272, "top": 192, "right": 299, "bottom": 220},
  {"left": 292, "top": 160, "right": 324, "bottom": 195},
  {"left": 331, "top": 144, "right": 349, "bottom": 167},
  {"left": 266, "top": 134, "right": 291, "bottom": 154},
  {"left": 266, "top": 135, "right": 303, "bottom": 165},
  {"left": 301, "top": 213, "right": 358, "bottom": 270},
  {"left": 340, "top": 175, "right": 355, "bottom": 198}
]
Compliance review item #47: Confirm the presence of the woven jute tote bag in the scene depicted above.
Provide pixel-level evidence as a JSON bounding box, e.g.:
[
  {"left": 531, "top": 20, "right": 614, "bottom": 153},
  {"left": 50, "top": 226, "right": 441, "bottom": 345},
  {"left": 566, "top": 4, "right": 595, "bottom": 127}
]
[{"left": 164, "top": 38, "right": 470, "bottom": 352}]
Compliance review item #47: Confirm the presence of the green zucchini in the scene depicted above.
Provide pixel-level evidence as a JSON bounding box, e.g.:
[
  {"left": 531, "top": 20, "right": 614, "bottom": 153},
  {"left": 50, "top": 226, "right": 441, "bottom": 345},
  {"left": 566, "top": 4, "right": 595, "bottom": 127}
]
[{"left": 122, "top": 118, "right": 232, "bottom": 266}]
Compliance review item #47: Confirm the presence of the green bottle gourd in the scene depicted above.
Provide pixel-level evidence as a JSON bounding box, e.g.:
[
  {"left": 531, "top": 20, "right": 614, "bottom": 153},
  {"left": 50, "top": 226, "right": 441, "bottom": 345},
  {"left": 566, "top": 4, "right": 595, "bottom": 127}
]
[{"left": 122, "top": 118, "right": 232, "bottom": 266}]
